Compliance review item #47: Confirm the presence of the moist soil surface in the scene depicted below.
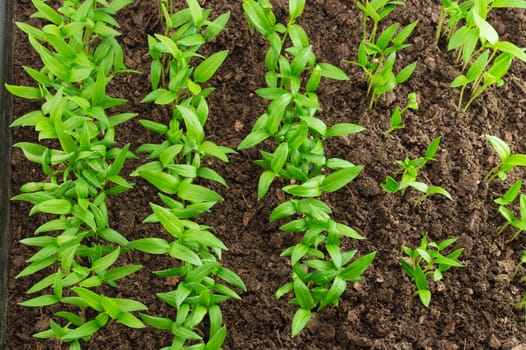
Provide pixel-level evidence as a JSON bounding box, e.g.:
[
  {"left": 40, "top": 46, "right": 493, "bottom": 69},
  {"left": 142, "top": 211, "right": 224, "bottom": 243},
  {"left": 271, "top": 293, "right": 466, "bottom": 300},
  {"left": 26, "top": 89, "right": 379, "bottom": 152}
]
[{"left": 5, "top": 0, "right": 526, "bottom": 349}]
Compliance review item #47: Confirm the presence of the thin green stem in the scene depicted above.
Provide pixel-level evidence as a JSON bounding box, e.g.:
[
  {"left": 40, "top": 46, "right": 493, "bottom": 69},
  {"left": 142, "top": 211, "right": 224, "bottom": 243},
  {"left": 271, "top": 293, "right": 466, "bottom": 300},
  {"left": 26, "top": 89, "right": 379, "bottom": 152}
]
[{"left": 435, "top": 7, "right": 446, "bottom": 43}]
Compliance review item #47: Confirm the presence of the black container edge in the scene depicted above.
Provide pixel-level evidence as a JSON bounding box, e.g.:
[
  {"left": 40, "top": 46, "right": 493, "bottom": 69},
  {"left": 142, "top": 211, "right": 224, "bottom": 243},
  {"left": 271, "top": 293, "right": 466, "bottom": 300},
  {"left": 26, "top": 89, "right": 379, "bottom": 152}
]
[{"left": 0, "top": 0, "right": 13, "bottom": 347}]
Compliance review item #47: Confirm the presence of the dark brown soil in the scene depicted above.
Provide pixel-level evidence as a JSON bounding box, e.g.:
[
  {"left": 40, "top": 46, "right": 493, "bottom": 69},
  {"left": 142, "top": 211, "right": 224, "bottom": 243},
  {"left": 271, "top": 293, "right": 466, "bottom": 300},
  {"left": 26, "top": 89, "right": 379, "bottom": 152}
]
[{"left": 5, "top": 0, "right": 526, "bottom": 349}]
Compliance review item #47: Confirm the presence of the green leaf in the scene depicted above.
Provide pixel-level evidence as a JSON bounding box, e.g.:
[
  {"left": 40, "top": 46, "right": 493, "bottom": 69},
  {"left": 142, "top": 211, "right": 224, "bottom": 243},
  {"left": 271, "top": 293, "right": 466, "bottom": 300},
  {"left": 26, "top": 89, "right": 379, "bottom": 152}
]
[
  {"left": 289, "top": 0, "right": 306, "bottom": 19},
  {"left": 140, "top": 170, "right": 180, "bottom": 194},
  {"left": 183, "top": 230, "right": 227, "bottom": 250},
  {"left": 339, "top": 252, "right": 376, "bottom": 281},
  {"left": 139, "top": 119, "right": 168, "bottom": 135},
  {"left": 31, "top": 0, "right": 63, "bottom": 24},
  {"left": 61, "top": 320, "right": 101, "bottom": 342},
  {"left": 396, "top": 61, "right": 417, "bottom": 84},
  {"left": 326, "top": 123, "right": 364, "bottom": 137},
  {"left": 466, "top": 50, "right": 489, "bottom": 81},
  {"left": 92, "top": 247, "right": 121, "bottom": 273},
  {"left": 270, "top": 201, "right": 297, "bottom": 222},
  {"left": 293, "top": 277, "right": 314, "bottom": 309},
  {"left": 101, "top": 296, "right": 122, "bottom": 319},
  {"left": 242, "top": 0, "right": 274, "bottom": 36},
  {"left": 276, "top": 282, "right": 294, "bottom": 299},
  {"left": 19, "top": 294, "right": 59, "bottom": 307},
  {"left": 5, "top": 84, "right": 42, "bottom": 99},
  {"left": 279, "top": 219, "right": 307, "bottom": 232},
  {"left": 118, "top": 312, "right": 145, "bottom": 329},
  {"left": 217, "top": 267, "right": 247, "bottom": 291},
  {"left": 495, "top": 41, "right": 526, "bottom": 62},
  {"left": 399, "top": 258, "right": 415, "bottom": 279},
  {"left": 318, "top": 62, "right": 349, "bottom": 80},
  {"left": 129, "top": 238, "right": 170, "bottom": 254},
  {"left": 30, "top": 199, "right": 71, "bottom": 216},
  {"left": 140, "top": 314, "right": 173, "bottom": 330},
  {"left": 291, "top": 308, "right": 311, "bottom": 337},
  {"left": 197, "top": 167, "right": 227, "bottom": 187},
  {"left": 238, "top": 129, "right": 270, "bottom": 149},
  {"left": 16, "top": 256, "right": 56, "bottom": 278},
  {"left": 257, "top": 170, "right": 276, "bottom": 200},
  {"left": 255, "top": 87, "right": 288, "bottom": 100},
  {"left": 271, "top": 142, "right": 288, "bottom": 174},
  {"left": 200, "top": 141, "right": 232, "bottom": 163},
  {"left": 473, "top": 11, "right": 499, "bottom": 44},
  {"left": 319, "top": 276, "right": 346, "bottom": 310},
  {"left": 71, "top": 288, "right": 103, "bottom": 312},
  {"left": 206, "top": 326, "right": 227, "bottom": 350},
  {"left": 297, "top": 198, "right": 331, "bottom": 221},
  {"left": 151, "top": 203, "right": 184, "bottom": 238},
  {"left": 177, "top": 105, "right": 204, "bottom": 145},
  {"left": 194, "top": 50, "right": 228, "bottom": 83},
  {"left": 486, "top": 135, "right": 510, "bottom": 161},
  {"left": 169, "top": 241, "right": 202, "bottom": 265},
  {"left": 425, "top": 136, "right": 441, "bottom": 160},
  {"left": 492, "top": 0, "right": 526, "bottom": 8},
  {"left": 177, "top": 181, "right": 223, "bottom": 203},
  {"left": 414, "top": 265, "right": 428, "bottom": 292},
  {"left": 108, "top": 144, "right": 131, "bottom": 177},
  {"left": 104, "top": 265, "right": 142, "bottom": 282},
  {"left": 417, "top": 289, "right": 431, "bottom": 307},
  {"left": 283, "top": 183, "right": 322, "bottom": 198},
  {"left": 13, "top": 142, "right": 47, "bottom": 164},
  {"left": 495, "top": 179, "right": 522, "bottom": 205},
  {"left": 321, "top": 166, "right": 363, "bottom": 193},
  {"left": 205, "top": 12, "right": 231, "bottom": 39},
  {"left": 186, "top": 0, "right": 204, "bottom": 24},
  {"left": 291, "top": 243, "right": 310, "bottom": 266},
  {"left": 306, "top": 65, "right": 322, "bottom": 92},
  {"left": 426, "top": 186, "right": 453, "bottom": 200},
  {"left": 393, "top": 20, "right": 418, "bottom": 45},
  {"left": 158, "top": 145, "right": 183, "bottom": 167}
]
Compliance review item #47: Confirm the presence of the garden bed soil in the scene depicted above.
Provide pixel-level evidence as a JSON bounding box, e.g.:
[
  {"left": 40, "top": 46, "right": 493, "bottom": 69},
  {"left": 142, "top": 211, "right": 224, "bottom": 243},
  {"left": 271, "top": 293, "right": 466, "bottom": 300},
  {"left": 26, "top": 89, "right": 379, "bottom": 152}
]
[{"left": 4, "top": 0, "right": 526, "bottom": 349}]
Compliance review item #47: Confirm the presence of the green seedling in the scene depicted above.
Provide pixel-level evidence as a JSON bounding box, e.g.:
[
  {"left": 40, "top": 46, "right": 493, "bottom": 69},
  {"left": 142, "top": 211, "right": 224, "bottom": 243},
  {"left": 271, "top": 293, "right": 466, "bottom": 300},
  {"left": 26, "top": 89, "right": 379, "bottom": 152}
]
[
  {"left": 384, "top": 92, "right": 418, "bottom": 138},
  {"left": 485, "top": 135, "right": 526, "bottom": 183},
  {"left": 400, "top": 234, "right": 464, "bottom": 307},
  {"left": 130, "top": 1, "right": 245, "bottom": 348},
  {"left": 381, "top": 136, "right": 453, "bottom": 205},
  {"left": 242, "top": 0, "right": 375, "bottom": 337},
  {"left": 436, "top": 0, "right": 526, "bottom": 110},
  {"left": 352, "top": 0, "right": 418, "bottom": 107},
  {"left": 7, "top": 0, "right": 143, "bottom": 347},
  {"left": 493, "top": 179, "right": 526, "bottom": 240}
]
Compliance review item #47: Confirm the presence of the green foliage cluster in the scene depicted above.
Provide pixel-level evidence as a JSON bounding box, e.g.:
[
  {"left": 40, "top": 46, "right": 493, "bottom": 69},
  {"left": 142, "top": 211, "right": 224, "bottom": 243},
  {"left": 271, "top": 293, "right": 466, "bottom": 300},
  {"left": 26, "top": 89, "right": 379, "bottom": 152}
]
[
  {"left": 486, "top": 135, "right": 526, "bottom": 239},
  {"left": 381, "top": 136, "right": 453, "bottom": 206},
  {"left": 241, "top": 0, "right": 375, "bottom": 337},
  {"left": 437, "top": 0, "right": 526, "bottom": 110},
  {"left": 129, "top": 1, "right": 246, "bottom": 348},
  {"left": 352, "top": 0, "right": 418, "bottom": 107},
  {"left": 6, "top": 0, "right": 145, "bottom": 348},
  {"left": 485, "top": 135, "right": 526, "bottom": 320},
  {"left": 400, "top": 234, "right": 464, "bottom": 307}
]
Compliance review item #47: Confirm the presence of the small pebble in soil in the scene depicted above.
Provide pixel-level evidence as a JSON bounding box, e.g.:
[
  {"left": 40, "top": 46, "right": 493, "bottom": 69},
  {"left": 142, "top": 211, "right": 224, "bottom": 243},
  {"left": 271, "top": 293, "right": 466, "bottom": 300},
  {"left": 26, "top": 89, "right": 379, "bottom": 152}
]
[{"left": 488, "top": 334, "right": 502, "bottom": 349}]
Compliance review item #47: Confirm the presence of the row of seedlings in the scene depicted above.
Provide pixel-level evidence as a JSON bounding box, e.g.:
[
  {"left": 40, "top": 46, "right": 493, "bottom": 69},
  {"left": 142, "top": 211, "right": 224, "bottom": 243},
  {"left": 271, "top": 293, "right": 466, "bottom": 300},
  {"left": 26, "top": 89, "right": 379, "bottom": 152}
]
[
  {"left": 127, "top": 0, "right": 247, "bottom": 349},
  {"left": 240, "top": 0, "right": 376, "bottom": 337},
  {"left": 7, "top": 0, "right": 147, "bottom": 348}
]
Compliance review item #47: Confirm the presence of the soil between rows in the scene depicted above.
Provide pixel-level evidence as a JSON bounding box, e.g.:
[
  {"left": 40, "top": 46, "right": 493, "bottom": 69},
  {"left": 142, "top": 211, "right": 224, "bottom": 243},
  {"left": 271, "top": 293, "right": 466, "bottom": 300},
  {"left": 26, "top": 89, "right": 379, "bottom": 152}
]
[{"left": 5, "top": 0, "right": 526, "bottom": 349}]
